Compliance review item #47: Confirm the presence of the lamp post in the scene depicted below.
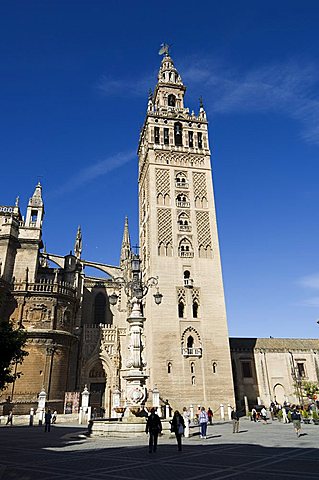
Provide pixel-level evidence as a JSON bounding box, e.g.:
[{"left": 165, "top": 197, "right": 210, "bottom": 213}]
[{"left": 108, "top": 254, "right": 162, "bottom": 408}]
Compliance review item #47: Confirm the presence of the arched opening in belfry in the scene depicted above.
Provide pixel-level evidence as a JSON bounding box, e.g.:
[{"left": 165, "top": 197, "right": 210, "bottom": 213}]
[
  {"left": 174, "top": 122, "right": 183, "bottom": 146},
  {"left": 168, "top": 94, "right": 176, "bottom": 107}
]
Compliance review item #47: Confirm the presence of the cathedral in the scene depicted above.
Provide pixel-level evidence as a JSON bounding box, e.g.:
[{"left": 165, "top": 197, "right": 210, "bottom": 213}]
[{"left": 0, "top": 51, "right": 318, "bottom": 417}]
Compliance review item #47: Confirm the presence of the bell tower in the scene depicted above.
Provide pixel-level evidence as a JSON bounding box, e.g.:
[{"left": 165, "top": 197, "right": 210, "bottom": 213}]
[{"left": 138, "top": 48, "right": 235, "bottom": 412}]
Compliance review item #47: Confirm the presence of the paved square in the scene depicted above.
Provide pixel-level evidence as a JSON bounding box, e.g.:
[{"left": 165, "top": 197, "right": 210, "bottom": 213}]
[{"left": 1, "top": 419, "right": 319, "bottom": 479}]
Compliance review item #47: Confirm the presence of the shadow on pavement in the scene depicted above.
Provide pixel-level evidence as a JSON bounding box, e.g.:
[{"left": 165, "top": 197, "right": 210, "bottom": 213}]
[{"left": 0, "top": 426, "right": 318, "bottom": 480}]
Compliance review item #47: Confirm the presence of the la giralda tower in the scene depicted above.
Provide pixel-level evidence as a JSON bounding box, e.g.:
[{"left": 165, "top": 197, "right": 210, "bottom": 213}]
[{"left": 138, "top": 48, "right": 235, "bottom": 413}]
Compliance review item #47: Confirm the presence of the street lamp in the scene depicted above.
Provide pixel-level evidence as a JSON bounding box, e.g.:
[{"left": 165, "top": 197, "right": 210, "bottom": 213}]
[
  {"left": 107, "top": 254, "right": 162, "bottom": 407},
  {"left": 109, "top": 254, "right": 162, "bottom": 308},
  {"left": 153, "top": 290, "right": 163, "bottom": 305}
]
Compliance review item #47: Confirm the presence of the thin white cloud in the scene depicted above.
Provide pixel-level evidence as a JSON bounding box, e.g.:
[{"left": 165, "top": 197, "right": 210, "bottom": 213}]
[
  {"left": 49, "top": 150, "right": 136, "bottom": 197},
  {"left": 296, "top": 273, "right": 319, "bottom": 307},
  {"left": 298, "top": 273, "right": 319, "bottom": 290},
  {"left": 296, "top": 297, "right": 319, "bottom": 307},
  {"left": 184, "top": 58, "right": 319, "bottom": 145}
]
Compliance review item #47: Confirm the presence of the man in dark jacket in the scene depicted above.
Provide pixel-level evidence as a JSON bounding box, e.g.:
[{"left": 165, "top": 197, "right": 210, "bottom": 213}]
[
  {"left": 170, "top": 410, "right": 185, "bottom": 451},
  {"left": 146, "top": 408, "right": 162, "bottom": 453},
  {"left": 44, "top": 409, "right": 52, "bottom": 432},
  {"left": 231, "top": 408, "right": 240, "bottom": 433}
]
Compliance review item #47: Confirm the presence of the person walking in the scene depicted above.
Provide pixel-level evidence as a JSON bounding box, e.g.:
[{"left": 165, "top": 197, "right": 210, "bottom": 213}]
[
  {"left": 198, "top": 407, "right": 208, "bottom": 439},
  {"left": 6, "top": 410, "right": 13, "bottom": 426},
  {"left": 282, "top": 406, "right": 289, "bottom": 424},
  {"left": 291, "top": 407, "right": 302, "bottom": 437},
  {"left": 182, "top": 406, "right": 190, "bottom": 438},
  {"left": 52, "top": 411, "right": 57, "bottom": 424},
  {"left": 231, "top": 408, "right": 240, "bottom": 433},
  {"left": 171, "top": 410, "right": 185, "bottom": 451},
  {"left": 251, "top": 407, "right": 257, "bottom": 422},
  {"left": 261, "top": 406, "right": 268, "bottom": 424},
  {"left": 44, "top": 409, "right": 52, "bottom": 432},
  {"left": 145, "top": 408, "right": 162, "bottom": 453},
  {"left": 207, "top": 407, "right": 213, "bottom": 425}
]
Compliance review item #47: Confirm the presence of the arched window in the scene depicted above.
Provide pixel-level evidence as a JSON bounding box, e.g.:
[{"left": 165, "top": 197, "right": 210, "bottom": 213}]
[
  {"left": 174, "top": 122, "right": 183, "bottom": 146},
  {"left": 190, "top": 362, "right": 195, "bottom": 374},
  {"left": 168, "top": 362, "right": 172, "bottom": 374},
  {"left": 177, "top": 193, "right": 186, "bottom": 203},
  {"left": 184, "top": 270, "right": 190, "bottom": 279},
  {"left": 157, "top": 193, "right": 164, "bottom": 205},
  {"left": 178, "top": 213, "right": 191, "bottom": 231},
  {"left": 179, "top": 238, "right": 193, "bottom": 257},
  {"left": 168, "top": 94, "right": 176, "bottom": 107},
  {"left": 94, "top": 293, "right": 106, "bottom": 324},
  {"left": 178, "top": 301, "right": 184, "bottom": 318},
  {"left": 212, "top": 362, "right": 217, "bottom": 374},
  {"left": 158, "top": 242, "right": 166, "bottom": 256},
  {"left": 193, "top": 301, "right": 199, "bottom": 318},
  {"left": 175, "top": 172, "right": 187, "bottom": 187},
  {"left": 187, "top": 336, "right": 194, "bottom": 349},
  {"left": 191, "top": 376, "right": 196, "bottom": 385}
]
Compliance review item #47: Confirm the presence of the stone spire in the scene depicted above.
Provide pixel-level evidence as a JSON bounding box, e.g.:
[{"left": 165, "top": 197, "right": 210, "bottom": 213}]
[
  {"left": 29, "top": 182, "right": 43, "bottom": 207},
  {"left": 120, "top": 217, "right": 131, "bottom": 267},
  {"left": 152, "top": 49, "right": 186, "bottom": 112},
  {"left": 74, "top": 225, "right": 82, "bottom": 259}
]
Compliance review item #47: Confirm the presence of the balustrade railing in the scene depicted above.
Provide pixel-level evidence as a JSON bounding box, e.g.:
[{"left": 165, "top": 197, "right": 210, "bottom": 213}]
[
  {"left": 176, "top": 201, "right": 190, "bottom": 208},
  {"left": 179, "top": 224, "right": 192, "bottom": 232},
  {"left": 175, "top": 181, "right": 189, "bottom": 188},
  {"left": 183, "top": 278, "right": 194, "bottom": 288},
  {"left": 179, "top": 251, "right": 194, "bottom": 258},
  {"left": 182, "top": 347, "right": 202, "bottom": 357},
  {"left": 14, "top": 280, "right": 75, "bottom": 297}
]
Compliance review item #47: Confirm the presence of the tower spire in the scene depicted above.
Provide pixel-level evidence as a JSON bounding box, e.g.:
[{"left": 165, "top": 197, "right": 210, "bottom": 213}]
[
  {"left": 25, "top": 182, "right": 44, "bottom": 228},
  {"left": 157, "top": 53, "right": 184, "bottom": 87},
  {"left": 74, "top": 225, "right": 82, "bottom": 259},
  {"left": 120, "top": 216, "right": 131, "bottom": 267},
  {"left": 29, "top": 182, "right": 43, "bottom": 208}
]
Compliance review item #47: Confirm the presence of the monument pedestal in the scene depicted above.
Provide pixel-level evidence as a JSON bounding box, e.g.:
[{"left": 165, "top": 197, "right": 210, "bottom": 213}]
[{"left": 92, "top": 417, "right": 172, "bottom": 437}]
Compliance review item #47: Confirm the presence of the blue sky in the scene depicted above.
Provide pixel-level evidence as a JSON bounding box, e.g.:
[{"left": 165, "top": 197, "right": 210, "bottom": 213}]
[{"left": 1, "top": 1, "right": 319, "bottom": 338}]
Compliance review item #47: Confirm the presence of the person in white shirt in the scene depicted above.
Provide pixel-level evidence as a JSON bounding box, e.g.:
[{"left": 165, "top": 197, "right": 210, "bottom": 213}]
[
  {"left": 198, "top": 407, "right": 208, "bottom": 438},
  {"left": 261, "top": 407, "right": 268, "bottom": 424}
]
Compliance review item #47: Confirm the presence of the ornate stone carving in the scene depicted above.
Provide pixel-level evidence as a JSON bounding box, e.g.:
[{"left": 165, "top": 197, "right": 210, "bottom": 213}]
[
  {"left": 157, "top": 208, "right": 172, "bottom": 245},
  {"left": 196, "top": 211, "right": 211, "bottom": 248},
  {"left": 155, "top": 151, "right": 205, "bottom": 167}
]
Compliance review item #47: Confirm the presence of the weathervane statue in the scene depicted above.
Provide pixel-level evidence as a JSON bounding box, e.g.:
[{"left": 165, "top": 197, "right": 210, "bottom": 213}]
[{"left": 158, "top": 43, "right": 170, "bottom": 56}]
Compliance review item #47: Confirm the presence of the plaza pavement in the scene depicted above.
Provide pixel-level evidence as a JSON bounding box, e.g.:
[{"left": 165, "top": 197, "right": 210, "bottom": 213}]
[{"left": 0, "top": 418, "right": 319, "bottom": 480}]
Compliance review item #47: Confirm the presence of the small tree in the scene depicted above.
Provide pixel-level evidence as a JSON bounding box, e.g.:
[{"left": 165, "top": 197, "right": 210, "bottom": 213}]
[
  {"left": 0, "top": 320, "right": 28, "bottom": 391},
  {"left": 303, "top": 381, "right": 319, "bottom": 400}
]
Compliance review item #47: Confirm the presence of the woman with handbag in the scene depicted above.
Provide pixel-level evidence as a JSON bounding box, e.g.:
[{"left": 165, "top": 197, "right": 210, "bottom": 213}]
[{"left": 171, "top": 410, "right": 185, "bottom": 451}]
